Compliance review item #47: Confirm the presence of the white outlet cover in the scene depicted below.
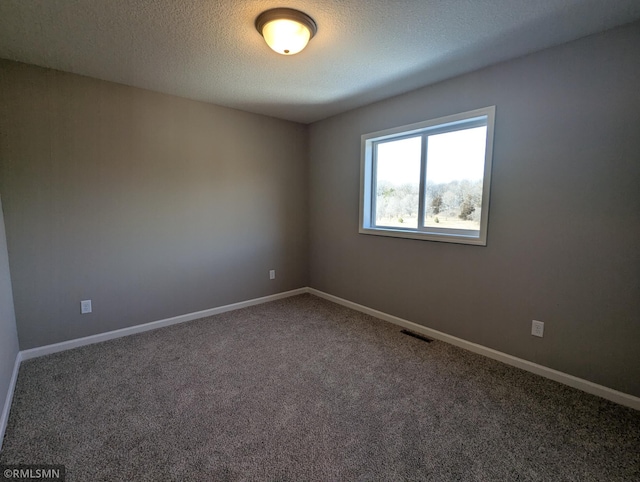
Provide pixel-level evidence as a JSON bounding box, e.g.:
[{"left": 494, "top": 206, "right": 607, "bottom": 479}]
[
  {"left": 269, "top": 270, "right": 276, "bottom": 280},
  {"left": 81, "top": 300, "right": 92, "bottom": 314},
  {"left": 531, "top": 320, "right": 544, "bottom": 337}
]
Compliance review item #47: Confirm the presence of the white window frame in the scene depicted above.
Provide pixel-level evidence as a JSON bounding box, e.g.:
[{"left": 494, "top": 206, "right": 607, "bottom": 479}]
[{"left": 359, "top": 106, "right": 496, "bottom": 246}]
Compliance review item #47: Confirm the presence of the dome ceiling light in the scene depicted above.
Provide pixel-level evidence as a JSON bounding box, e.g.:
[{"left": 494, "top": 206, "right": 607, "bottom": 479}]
[{"left": 255, "top": 8, "right": 317, "bottom": 56}]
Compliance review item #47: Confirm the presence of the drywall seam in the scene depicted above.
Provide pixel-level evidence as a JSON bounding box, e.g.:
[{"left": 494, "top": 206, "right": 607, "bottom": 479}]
[{"left": 308, "top": 288, "right": 640, "bottom": 411}]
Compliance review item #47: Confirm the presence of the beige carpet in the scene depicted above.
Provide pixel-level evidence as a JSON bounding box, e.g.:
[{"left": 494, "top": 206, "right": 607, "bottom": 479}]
[{"left": 1, "top": 294, "right": 639, "bottom": 480}]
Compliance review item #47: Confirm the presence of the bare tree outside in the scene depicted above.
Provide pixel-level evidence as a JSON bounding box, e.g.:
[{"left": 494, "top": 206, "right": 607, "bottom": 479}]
[
  {"left": 374, "top": 136, "right": 421, "bottom": 228},
  {"left": 373, "top": 125, "right": 486, "bottom": 231},
  {"left": 362, "top": 107, "right": 494, "bottom": 244},
  {"left": 424, "top": 179, "right": 483, "bottom": 229}
]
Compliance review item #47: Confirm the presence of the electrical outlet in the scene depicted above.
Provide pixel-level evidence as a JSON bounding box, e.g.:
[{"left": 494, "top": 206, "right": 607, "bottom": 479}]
[
  {"left": 81, "top": 300, "right": 92, "bottom": 314},
  {"left": 531, "top": 320, "right": 544, "bottom": 337},
  {"left": 269, "top": 269, "right": 276, "bottom": 280}
]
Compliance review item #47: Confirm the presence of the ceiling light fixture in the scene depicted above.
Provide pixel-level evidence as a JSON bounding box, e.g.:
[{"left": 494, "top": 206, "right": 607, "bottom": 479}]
[{"left": 255, "top": 8, "right": 317, "bottom": 56}]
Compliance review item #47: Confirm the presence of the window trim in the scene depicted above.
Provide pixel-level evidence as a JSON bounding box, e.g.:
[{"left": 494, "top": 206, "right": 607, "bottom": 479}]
[{"left": 359, "top": 106, "right": 496, "bottom": 246}]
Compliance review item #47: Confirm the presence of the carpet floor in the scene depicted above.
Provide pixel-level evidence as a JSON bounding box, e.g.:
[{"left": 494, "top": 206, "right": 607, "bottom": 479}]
[{"left": 1, "top": 294, "right": 639, "bottom": 481}]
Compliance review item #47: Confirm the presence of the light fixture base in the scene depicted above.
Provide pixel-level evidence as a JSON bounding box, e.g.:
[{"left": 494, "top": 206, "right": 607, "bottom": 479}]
[{"left": 255, "top": 8, "right": 317, "bottom": 40}]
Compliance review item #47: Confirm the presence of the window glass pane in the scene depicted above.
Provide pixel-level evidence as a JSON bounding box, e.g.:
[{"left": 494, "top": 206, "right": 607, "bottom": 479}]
[
  {"left": 424, "top": 126, "right": 486, "bottom": 231},
  {"left": 375, "top": 136, "right": 421, "bottom": 229}
]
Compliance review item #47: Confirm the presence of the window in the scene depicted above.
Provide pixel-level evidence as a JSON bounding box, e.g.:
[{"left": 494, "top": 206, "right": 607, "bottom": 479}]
[{"left": 359, "top": 106, "right": 495, "bottom": 245}]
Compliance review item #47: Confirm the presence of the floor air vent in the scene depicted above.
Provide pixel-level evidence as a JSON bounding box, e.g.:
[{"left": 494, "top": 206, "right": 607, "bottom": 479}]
[{"left": 401, "top": 329, "right": 433, "bottom": 343}]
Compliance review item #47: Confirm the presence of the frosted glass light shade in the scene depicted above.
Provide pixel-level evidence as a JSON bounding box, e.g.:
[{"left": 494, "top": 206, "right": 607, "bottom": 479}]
[
  {"left": 256, "top": 8, "right": 317, "bottom": 56},
  {"left": 262, "top": 19, "right": 311, "bottom": 55}
]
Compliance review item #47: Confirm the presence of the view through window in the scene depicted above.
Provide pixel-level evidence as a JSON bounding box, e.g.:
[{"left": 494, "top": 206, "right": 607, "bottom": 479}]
[{"left": 360, "top": 107, "right": 495, "bottom": 245}]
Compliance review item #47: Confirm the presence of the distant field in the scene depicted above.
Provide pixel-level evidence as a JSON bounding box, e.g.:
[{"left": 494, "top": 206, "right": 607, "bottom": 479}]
[{"left": 377, "top": 215, "right": 479, "bottom": 230}]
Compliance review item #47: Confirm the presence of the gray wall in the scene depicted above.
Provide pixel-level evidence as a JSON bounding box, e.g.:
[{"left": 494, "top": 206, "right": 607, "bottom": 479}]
[
  {"left": 0, "top": 60, "right": 309, "bottom": 349},
  {"left": 309, "top": 22, "right": 640, "bottom": 396},
  {"left": 1, "top": 24, "right": 639, "bottom": 398},
  {"left": 0, "top": 195, "right": 19, "bottom": 434}
]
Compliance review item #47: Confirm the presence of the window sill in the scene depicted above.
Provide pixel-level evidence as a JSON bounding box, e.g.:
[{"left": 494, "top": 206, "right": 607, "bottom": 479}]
[{"left": 358, "top": 226, "right": 487, "bottom": 246}]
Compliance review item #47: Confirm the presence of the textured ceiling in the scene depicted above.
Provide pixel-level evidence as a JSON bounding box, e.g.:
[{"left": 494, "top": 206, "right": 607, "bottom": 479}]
[{"left": 1, "top": 0, "right": 640, "bottom": 124}]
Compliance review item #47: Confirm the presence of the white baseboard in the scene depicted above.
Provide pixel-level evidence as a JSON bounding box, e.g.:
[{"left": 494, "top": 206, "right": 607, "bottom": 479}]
[
  {"left": 0, "top": 351, "right": 21, "bottom": 452},
  {"left": 20, "top": 288, "right": 308, "bottom": 361},
  {"left": 308, "top": 288, "right": 640, "bottom": 411},
  {"left": 10, "top": 286, "right": 639, "bottom": 413},
  {"left": 2, "top": 288, "right": 307, "bottom": 450}
]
